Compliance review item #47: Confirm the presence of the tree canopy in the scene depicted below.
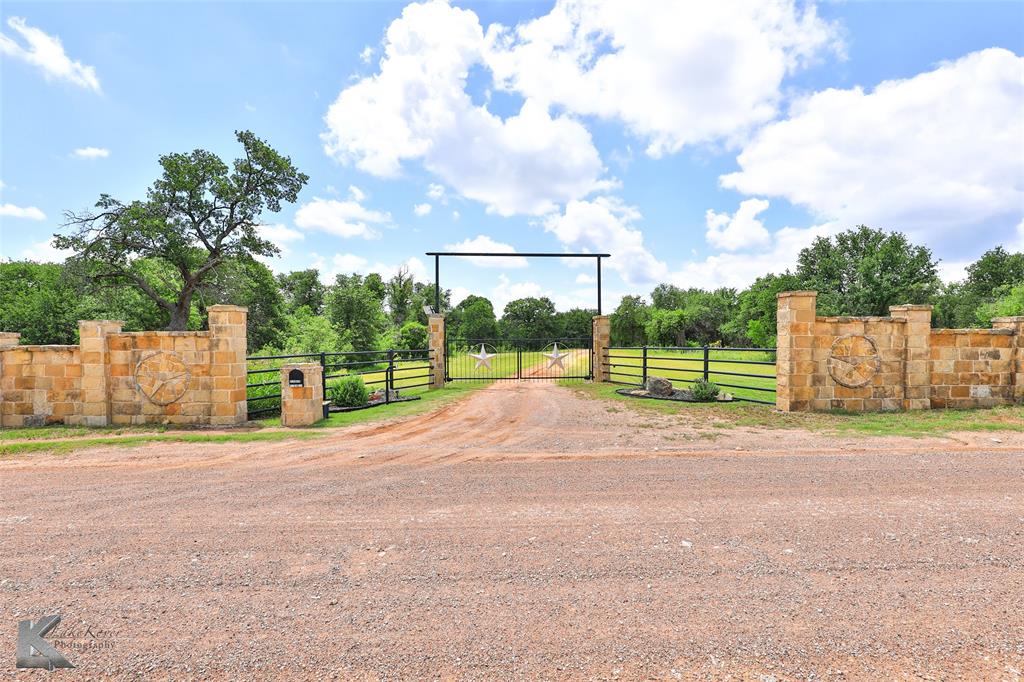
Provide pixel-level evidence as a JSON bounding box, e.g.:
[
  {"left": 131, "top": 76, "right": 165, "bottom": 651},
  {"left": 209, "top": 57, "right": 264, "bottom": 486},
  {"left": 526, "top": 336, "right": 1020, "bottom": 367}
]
[
  {"left": 795, "top": 225, "right": 941, "bottom": 317},
  {"left": 500, "top": 297, "right": 558, "bottom": 340},
  {"left": 4, "top": 224, "right": 1019, "bottom": 355},
  {"left": 55, "top": 130, "right": 308, "bottom": 329}
]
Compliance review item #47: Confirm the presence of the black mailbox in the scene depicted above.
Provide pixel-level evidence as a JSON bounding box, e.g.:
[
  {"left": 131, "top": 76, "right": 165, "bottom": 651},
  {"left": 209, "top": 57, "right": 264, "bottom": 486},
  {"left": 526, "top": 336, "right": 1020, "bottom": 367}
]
[{"left": 288, "top": 368, "right": 304, "bottom": 387}]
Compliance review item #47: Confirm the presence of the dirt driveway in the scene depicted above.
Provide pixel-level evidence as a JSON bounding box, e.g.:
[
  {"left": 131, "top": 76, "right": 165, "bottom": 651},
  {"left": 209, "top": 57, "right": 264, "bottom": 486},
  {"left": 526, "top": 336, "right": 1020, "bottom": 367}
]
[{"left": 2, "top": 381, "right": 1023, "bottom": 679}]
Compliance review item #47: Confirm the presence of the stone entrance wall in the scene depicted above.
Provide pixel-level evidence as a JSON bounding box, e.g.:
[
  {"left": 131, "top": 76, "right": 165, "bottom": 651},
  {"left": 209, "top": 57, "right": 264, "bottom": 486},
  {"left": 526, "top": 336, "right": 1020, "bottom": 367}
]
[
  {"left": 777, "top": 291, "right": 1023, "bottom": 412},
  {"left": 0, "top": 306, "right": 248, "bottom": 428}
]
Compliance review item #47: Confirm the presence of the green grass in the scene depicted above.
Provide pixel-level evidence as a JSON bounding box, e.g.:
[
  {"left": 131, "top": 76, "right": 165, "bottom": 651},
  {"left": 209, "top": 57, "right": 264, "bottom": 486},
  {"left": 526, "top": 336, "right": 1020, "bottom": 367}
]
[
  {"left": 0, "top": 430, "right": 329, "bottom": 457},
  {"left": 2, "top": 384, "right": 484, "bottom": 457},
  {"left": 571, "top": 382, "right": 1024, "bottom": 438},
  {"left": 0, "top": 423, "right": 181, "bottom": 441},
  {"left": 256, "top": 382, "right": 483, "bottom": 428},
  {"left": 604, "top": 347, "right": 776, "bottom": 402}
]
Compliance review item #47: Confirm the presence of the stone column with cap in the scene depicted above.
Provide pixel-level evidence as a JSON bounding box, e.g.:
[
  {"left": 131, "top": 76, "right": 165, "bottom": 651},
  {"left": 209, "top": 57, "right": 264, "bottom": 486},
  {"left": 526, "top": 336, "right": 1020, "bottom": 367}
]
[
  {"left": 208, "top": 305, "right": 248, "bottom": 426},
  {"left": 428, "top": 314, "right": 445, "bottom": 388},
  {"left": 72, "top": 320, "right": 123, "bottom": 426},
  {"left": 776, "top": 291, "right": 817, "bottom": 412},
  {"left": 992, "top": 316, "right": 1024, "bottom": 403},
  {"left": 890, "top": 304, "right": 932, "bottom": 410},
  {"left": 592, "top": 315, "right": 611, "bottom": 382}
]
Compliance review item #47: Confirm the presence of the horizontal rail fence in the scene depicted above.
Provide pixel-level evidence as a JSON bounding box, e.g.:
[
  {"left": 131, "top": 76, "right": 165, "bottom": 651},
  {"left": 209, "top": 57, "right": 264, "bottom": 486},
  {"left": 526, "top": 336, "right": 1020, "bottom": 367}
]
[
  {"left": 446, "top": 337, "right": 593, "bottom": 382},
  {"left": 246, "top": 348, "right": 434, "bottom": 418},
  {"left": 603, "top": 345, "right": 777, "bottom": 405}
]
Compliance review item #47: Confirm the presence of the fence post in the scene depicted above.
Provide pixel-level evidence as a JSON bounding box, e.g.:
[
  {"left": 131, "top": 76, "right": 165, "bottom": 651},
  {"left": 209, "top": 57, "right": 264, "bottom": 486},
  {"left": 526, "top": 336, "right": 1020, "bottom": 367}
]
[
  {"left": 702, "top": 345, "right": 709, "bottom": 383},
  {"left": 386, "top": 349, "right": 394, "bottom": 404},
  {"left": 319, "top": 352, "right": 327, "bottom": 403},
  {"left": 642, "top": 346, "right": 648, "bottom": 386}
]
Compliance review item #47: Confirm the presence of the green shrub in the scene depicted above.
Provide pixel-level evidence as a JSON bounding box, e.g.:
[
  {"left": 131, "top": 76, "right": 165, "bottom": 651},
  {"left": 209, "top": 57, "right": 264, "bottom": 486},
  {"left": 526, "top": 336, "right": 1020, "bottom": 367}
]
[
  {"left": 690, "top": 378, "right": 720, "bottom": 402},
  {"left": 396, "top": 320, "right": 428, "bottom": 350},
  {"left": 330, "top": 375, "right": 369, "bottom": 407}
]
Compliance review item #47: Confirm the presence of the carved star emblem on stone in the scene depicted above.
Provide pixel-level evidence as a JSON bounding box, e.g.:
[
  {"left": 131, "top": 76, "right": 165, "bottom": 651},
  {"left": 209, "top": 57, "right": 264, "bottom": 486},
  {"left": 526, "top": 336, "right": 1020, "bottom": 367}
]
[
  {"left": 543, "top": 343, "right": 571, "bottom": 370},
  {"left": 469, "top": 344, "right": 496, "bottom": 370}
]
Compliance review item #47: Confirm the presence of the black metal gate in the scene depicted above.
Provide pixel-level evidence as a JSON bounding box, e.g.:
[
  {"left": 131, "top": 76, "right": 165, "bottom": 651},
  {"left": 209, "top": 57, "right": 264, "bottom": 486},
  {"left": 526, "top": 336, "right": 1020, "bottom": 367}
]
[{"left": 445, "top": 337, "right": 592, "bottom": 382}]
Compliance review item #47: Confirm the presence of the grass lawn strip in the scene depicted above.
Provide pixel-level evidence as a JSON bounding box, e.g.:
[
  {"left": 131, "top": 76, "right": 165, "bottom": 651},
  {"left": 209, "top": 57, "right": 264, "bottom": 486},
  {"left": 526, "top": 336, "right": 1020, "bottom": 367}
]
[
  {"left": 1, "top": 384, "right": 483, "bottom": 456},
  {"left": 571, "top": 382, "right": 1024, "bottom": 438}
]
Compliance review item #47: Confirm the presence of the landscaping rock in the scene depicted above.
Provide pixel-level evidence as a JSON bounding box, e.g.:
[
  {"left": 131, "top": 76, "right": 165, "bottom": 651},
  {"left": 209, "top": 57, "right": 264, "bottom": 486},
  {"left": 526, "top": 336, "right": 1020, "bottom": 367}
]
[{"left": 645, "top": 376, "right": 673, "bottom": 397}]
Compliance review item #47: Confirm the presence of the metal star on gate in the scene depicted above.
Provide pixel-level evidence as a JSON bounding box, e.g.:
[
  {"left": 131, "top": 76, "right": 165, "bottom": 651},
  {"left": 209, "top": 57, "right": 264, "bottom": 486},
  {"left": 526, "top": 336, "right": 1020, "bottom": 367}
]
[
  {"left": 469, "top": 344, "right": 496, "bottom": 369},
  {"left": 543, "top": 343, "right": 571, "bottom": 369}
]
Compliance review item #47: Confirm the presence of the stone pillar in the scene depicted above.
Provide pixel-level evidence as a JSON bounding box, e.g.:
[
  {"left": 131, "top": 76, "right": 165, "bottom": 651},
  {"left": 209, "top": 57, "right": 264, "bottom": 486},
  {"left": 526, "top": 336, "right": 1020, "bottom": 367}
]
[
  {"left": 992, "top": 316, "right": 1024, "bottom": 402},
  {"left": 208, "top": 305, "right": 248, "bottom": 426},
  {"left": 776, "top": 291, "right": 817, "bottom": 412},
  {"left": 0, "top": 332, "right": 20, "bottom": 350},
  {"left": 280, "top": 363, "right": 324, "bottom": 427},
  {"left": 427, "top": 314, "right": 445, "bottom": 388},
  {"left": 592, "top": 315, "right": 611, "bottom": 382},
  {"left": 890, "top": 304, "right": 933, "bottom": 410},
  {"left": 72, "top": 320, "right": 122, "bottom": 426},
  {"left": 0, "top": 333, "right": 21, "bottom": 427}
]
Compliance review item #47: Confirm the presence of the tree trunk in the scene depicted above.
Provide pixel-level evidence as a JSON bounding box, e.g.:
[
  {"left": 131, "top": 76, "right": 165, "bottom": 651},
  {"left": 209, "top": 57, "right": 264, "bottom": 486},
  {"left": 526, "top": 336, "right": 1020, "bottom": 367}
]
[{"left": 167, "top": 288, "right": 195, "bottom": 330}]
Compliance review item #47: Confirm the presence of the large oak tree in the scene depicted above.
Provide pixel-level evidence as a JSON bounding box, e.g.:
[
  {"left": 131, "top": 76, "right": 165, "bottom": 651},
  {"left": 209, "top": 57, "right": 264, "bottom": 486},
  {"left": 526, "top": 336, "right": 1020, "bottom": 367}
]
[{"left": 56, "top": 131, "right": 307, "bottom": 330}]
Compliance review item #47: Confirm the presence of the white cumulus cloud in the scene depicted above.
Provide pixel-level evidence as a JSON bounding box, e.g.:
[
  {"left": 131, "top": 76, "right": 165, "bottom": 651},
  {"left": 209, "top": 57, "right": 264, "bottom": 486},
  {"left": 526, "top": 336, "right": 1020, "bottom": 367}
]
[
  {"left": 294, "top": 197, "right": 391, "bottom": 240},
  {"left": 0, "top": 17, "right": 101, "bottom": 92},
  {"left": 1011, "top": 218, "right": 1024, "bottom": 252},
  {"left": 0, "top": 203, "right": 46, "bottom": 220},
  {"left": 72, "top": 146, "right": 109, "bottom": 159},
  {"left": 413, "top": 203, "right": 432, "bottom": 217},
  {"left": 671, "top": 221, "right": 837, "bottom": 289},
  {"left": 487, "top": 0, "right": 841, "bottom": 157},
  {"left": 488, "top": 273, "right": 599, "bottom": 314},
  {"left": 721, "top": 48, "right": 1024, "bottom": 246},
  {"left": 705, "top": 198, "right": 772, "bottom": 251},
  {"left": 321, "top": 0, "right": 606, "bottom": 216},
  {"left": 317, "top": 253, "right": 429, "bottom": 284},
  {"left": 444, "top": 235, "right": 528, "bottom": 268},
  {"left": 427, "top": 183, "right": 446, "bottom": 201},
  {"left": 543, "top": 196, "right": 666, "bottom": 287},
  {"left": 257, "top": 223, "right": 304, "bottom": 255},
  {"left": 21, "top": 237, "right": 73, "bottom": 263}
]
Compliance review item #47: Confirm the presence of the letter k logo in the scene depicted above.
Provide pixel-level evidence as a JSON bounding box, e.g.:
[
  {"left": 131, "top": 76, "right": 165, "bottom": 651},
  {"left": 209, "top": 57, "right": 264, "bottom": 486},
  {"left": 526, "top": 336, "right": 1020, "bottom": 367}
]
[{"left": 16, "top": 615, "right": 74, "bottom": 669}]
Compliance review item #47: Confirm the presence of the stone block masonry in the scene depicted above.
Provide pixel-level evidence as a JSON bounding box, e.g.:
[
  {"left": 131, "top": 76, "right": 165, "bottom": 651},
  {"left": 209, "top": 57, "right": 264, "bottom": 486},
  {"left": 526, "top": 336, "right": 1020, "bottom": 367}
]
[
  {"left": 592, "top": 316, "right": 611, "bottom": 383},
  {"left": 280, "top": 363, "right": 324, "bottom": 427},
  {"left": 776, "top": 291, "right": 1024, "bottom": 412},
  {"left": 427, "top": 314, "right": 445, "bottom": 389},
  {"left": 0, "top": 306, "right": 248, "bottom": 428}
]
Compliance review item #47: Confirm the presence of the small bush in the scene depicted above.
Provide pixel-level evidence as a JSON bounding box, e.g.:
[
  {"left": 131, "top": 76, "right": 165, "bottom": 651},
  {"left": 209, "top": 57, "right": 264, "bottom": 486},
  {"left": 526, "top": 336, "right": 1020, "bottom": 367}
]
[
  {"left": 396, "top": 321, "right": 428, "bottom": 350},
  {"left": 691, "top": 378, "right": 720, "bottom": 402},
  {"left": 330, "top": 376, "right": 369, "bottom": 407}
]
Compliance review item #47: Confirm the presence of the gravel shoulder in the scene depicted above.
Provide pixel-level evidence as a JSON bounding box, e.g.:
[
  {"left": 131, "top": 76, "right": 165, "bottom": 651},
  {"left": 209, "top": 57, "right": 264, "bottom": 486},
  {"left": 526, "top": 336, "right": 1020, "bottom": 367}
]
[{"left": 1, "top": 381, "right": 1022, "bottom": 679}]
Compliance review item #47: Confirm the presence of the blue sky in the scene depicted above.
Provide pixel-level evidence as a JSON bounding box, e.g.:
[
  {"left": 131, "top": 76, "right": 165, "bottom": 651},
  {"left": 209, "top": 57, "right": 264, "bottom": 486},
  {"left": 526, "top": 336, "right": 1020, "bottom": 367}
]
[{"left": 1, "top": 1, "right": 1022, "bottom": 313}]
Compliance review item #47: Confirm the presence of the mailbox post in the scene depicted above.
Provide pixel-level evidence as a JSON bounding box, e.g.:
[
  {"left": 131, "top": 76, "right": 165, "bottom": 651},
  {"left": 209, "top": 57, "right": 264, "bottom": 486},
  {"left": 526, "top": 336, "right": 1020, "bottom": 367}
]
[{"left": 280, "top": 363, "right": 324, "bottom": 427}]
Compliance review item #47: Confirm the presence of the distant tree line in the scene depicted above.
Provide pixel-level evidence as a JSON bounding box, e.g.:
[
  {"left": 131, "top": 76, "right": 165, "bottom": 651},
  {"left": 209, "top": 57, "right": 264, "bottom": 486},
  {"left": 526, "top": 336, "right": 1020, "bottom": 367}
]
[
  {"left": 609, "top": 226, "right": 1023, "bottom": 348},
  {"left": 3, "top": 226, "right": 1019, "bottom": 355},
  {"left": 1, "top": 134, "right": 1020, "bottom": 354}
]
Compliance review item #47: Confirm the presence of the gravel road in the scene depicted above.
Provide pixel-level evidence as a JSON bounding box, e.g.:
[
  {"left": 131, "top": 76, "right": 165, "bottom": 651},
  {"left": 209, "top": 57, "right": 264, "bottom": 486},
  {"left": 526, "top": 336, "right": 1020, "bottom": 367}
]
[{"left": 1, "top": 381, "right": 1022, "bottom": 679}]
